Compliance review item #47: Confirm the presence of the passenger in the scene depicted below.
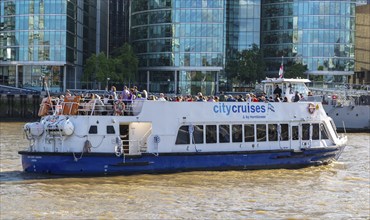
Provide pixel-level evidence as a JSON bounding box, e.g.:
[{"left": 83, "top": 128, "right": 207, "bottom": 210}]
[
  {"left": 227, "top": 95, "right": 236, "bottom": 102},
  {"left": 207, "top": 96, "right": 216, "bottom": 102},
  {"left": 158, "top": 93, "right": 166, "bottom": 101},
  {"left": 66, "top": 90, "right": 72, "bottom": 97},
  {"left": 142, "top": 90, "right": 148, "bottom": 99},
  {"left": 252, "top": 94, "right": 259, "bottom": 102},
  {"left": 274, "top": 94, "right": 281, "bottom": 102},
  {"left": 308, "top": 91, "right": 313, "bottom": 96},
  {"left": 214, "top": 96, "right": 219, "bottom": 102},
  {"left": 259, "top": 96, "right": 267, "bottom": 103},
  {"left": 273, "top": 85, "right": 282, "bottom": 98},
  {"left": 110, "top": 86, "right": 118, "bottom": 100},
  {"left": 245, "top": 94, "right": 252, "bottom": 102},
  {"left": 293, "top": 91, "right": 300, "bottom": 102},
  {"left": 121, "top": 86, "right": 130, "bottom": 103},
  {"left": 197, "top": 95, "right": 206, "bottom": 102},
  {"left": 268, "top": 96, "right": 275, "bottom": 102},
  {"left": 219, "top": 91, "right": 227, "bottom": 102},
  {"left": 283, "top": 97, "right": 288, "bottom": 102},
  {"left": 237, "top": 95, "right": 244, "bottom": 102}
]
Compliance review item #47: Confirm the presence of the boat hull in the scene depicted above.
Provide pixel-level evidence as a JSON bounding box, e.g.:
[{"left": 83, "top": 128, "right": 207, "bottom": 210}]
[
  {"left": 19, "top": 147, "right": 345, "bottom": 175},
  {"left": 323, "top": 105, "right": 370, "bottom": 132}
]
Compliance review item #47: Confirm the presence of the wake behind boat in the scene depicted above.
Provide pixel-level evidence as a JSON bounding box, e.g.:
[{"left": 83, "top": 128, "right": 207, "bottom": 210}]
[{"left": 19, "top": 96, "right": 347, "bottom": 175}]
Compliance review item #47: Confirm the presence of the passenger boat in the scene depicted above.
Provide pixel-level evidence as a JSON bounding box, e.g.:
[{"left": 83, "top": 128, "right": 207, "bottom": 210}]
[
  {"left": 259, "top": 77, "right": 370, "bottom": 132},
  {"left": 19, "top": 95, "right": 347, "bottom": 175}
]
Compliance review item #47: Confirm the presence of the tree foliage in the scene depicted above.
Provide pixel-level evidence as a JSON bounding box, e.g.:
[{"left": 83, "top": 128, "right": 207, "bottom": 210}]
[
  {"left": 83, "top": 43, "right": 138, "bottom": 85},
  {"left": 284, "top": 63, "right": 308, "bottom": 78},
  {"left": 226, "top": 44, "right": 266, "bottom": 86},
  {"left": 112, "top": 43, "right": 138, "bottom": 82}
]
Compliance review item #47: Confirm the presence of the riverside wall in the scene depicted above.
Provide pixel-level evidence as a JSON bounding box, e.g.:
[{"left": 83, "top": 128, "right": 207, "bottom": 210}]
[{"left": 0, "top": 94, "right": 42, "bottom": 121}]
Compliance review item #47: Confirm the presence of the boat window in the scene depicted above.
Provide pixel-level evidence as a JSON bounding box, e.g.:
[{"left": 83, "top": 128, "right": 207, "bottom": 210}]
[
  {"left": 257, "top": 124, "right": 266, "bottom": 142},
  {"left": 268, "top": 124, "right": 278, "bottom": 141},
  {"left": 292, "top": 125, "right": 299, "bottom": 140},
  {"left": 88, "top": 125, "right": 97, "bottom": 134},
  {"left": 244, "top": 124, "right": 254, "bottom": 142},
  {"left": 106, "top": 125, "right": 115, "bottom": 134},
  {"left": 206, "top": 125, "right": 217, "bottom": 143},
  {"left": 232, "top": 124, "right": 243, "bottom": 143},
  {"left": 280, "top": 124, "right": 289, "bottom": 141},
  {"left": 219, "top": 125, "right": 230, "bottom": 143},
  {"left": 312, "top": 124, "right": 320, "bottom": 140},
  {"left": 320, "top": 124, "right": 329, "bottom": 140},
  {"left": 193, "top": 125, "right": 204, "bottom": 144},
  {"left": 302, "top": 124, "right": 310, "bottom": 140},
  {"left": 175, "top": 125, "right": 190, "bottom": 145}
]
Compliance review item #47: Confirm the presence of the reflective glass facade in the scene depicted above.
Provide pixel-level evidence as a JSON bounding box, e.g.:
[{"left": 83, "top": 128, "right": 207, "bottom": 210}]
[
  {"left": 131, "top": 0, "right": 225, "bottom": 95},
  {"left": 0, "top": 0, "right": 108, "bottom": 91},
  {"left": 261, "top": 0, "right": 357, "bottom": 81}
]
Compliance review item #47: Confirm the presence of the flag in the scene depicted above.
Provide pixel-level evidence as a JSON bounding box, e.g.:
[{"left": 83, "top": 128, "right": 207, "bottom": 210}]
[{"left": 278, "top": 62, "right": 284, "bottom": 78}]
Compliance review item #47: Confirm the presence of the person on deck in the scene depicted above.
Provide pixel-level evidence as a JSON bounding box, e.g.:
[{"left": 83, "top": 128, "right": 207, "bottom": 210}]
[{"left": 273, "top": 85, "right": 282, "bottom": 98}]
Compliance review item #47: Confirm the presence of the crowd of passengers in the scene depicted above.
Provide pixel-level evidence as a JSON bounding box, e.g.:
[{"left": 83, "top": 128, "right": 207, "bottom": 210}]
[
  {"left": 43, "top": 85, "right": 313, "bottom": 116},
  {"left": 56, "top": 84, "right": 311, "bottom": 105}
]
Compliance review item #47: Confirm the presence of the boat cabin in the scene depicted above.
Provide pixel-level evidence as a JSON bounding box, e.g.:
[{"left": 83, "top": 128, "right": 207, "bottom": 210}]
[{"left": 260, "top": 78, "right": 311, "bottom": 102}]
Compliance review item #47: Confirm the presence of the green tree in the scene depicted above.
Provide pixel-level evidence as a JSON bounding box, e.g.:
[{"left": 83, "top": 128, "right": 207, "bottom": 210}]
[
  {"left": 112, "top": 43, "right": 138, "bottom": 83},
  {"left": 284, "top": 63, "right": 308, "bottom": 78},
  {"left": 83, "top": 52, "right": 114, "bottom": 87},
  {"left": 227, "top": 44, "right": 266, "bottom": 86}
]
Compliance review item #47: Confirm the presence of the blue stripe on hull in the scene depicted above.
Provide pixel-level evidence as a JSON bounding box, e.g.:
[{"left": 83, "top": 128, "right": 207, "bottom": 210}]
[{"left": 19, "top": 147, "right": 344, "bottom": 175}]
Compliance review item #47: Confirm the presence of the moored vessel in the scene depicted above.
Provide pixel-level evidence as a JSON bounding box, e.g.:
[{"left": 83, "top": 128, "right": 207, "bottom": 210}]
[
  {"left": 259, "top": 77, "right": 370, "bottom": 132},
  {"left": 19, "top": 96, "right": 347, "bottom": 175}
]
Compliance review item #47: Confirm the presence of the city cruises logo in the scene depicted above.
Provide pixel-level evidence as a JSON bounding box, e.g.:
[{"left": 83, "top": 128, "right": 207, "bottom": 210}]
[{"left": 213, "top": 102, "right": 274, "bottom": 116}]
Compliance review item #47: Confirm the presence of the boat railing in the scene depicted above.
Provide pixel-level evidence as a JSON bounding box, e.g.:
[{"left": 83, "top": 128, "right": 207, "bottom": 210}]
[{"left": 38, "top": 96, "right": 147, "bottom": 117}]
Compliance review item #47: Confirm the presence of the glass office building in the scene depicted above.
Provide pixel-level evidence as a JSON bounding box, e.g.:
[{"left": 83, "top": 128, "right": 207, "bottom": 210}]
[
  {"left": 261, "top": 0, "right": 357, "bottom": 82},
  {"left": 0, "top": 0, "right": 108, "bottom": 91},
  {"left": 131, "top": 0, "right": 225, "bottom": 95}
]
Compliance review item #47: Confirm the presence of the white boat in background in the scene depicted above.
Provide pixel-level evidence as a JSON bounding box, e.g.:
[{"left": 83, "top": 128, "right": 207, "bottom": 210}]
[
  {"left": 258, "top": 78, "right": 370, "bottom": 132},
  {"left": 19, "top": 95, "right": 346, "bottom": 176}
]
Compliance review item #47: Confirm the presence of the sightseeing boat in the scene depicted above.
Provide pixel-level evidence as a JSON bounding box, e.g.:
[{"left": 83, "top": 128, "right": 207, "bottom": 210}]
[{"left": 19, "top": 96, "right": 347, "bottom": 175}]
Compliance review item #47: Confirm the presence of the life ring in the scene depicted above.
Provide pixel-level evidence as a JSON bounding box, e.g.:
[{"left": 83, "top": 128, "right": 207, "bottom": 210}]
[
  {"left": 114, "top": 100, "right": 125, "bottom": 116},
  {"left": 308, "top": 103, "right": 316, "bottom": 114}
]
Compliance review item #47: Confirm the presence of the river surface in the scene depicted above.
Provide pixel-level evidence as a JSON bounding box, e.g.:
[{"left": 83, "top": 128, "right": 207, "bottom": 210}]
[{"left": 0, "top": 122, "right": 369, "bottom": 219}]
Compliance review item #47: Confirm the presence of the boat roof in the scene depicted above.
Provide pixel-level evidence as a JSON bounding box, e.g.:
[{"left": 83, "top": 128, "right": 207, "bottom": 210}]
[{"left": 261, "top": 78, "right": 311, "bottom": 84}]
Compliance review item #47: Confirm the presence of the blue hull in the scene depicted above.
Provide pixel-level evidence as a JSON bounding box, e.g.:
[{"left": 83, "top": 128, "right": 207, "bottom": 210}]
[{"left": 19, "top": 147, "right": 345, "bottom": 175}]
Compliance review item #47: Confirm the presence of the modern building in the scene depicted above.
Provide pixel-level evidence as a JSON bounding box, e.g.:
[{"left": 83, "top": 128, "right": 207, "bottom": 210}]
[
  {"left": 353, "top": 4, "right": 370, "bottom": 85},
  {"left": 108, "top": 0, "right": 130, "bottom": 56},
  {"left": 0, "top": 0, "right": 109, "bottom": 92},
  {"left": 261, "top": 0, "right": 358, "bottom": 84},
  {"left": 130, "top": 0, "right": 365, "bottom": 94}
]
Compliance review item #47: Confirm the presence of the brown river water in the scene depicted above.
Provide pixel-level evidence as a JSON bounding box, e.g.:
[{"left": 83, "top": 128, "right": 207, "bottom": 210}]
[{"left": 0, "top": 122, "right": 369, "bottom": 219}]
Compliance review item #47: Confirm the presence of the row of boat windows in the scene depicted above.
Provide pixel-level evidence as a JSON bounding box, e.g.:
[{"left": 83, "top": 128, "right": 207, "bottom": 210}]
[{"left": 175, "top": 123, "right": 329, "bottom": 145}]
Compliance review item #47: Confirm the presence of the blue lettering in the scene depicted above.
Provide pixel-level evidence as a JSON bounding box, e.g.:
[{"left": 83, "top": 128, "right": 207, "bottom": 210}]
[
  {"left": 261, "top": 105, "right": 266, "bottom": 113},
  {"left": 250, "top": 105, "right": 255, "bottom": 113},
  {"left": 213, "top": 105, "right": 219, "bottom": 113},
  {"left": 232, "top": 105, "right": 238, "bottom": 113},
  {"left": 255, "top": 105, "right": 260, "bottom": 113}
]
